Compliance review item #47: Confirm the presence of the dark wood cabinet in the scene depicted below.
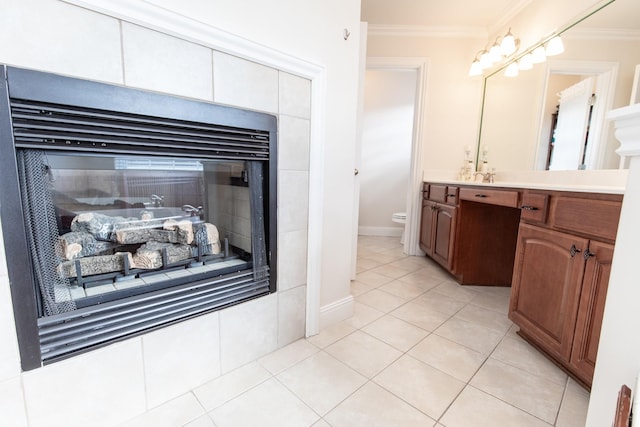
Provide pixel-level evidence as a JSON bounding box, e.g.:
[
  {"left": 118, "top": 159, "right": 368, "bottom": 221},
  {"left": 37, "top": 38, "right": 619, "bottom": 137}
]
[
  {"left": 419, "top": 184, "right": 457, "bottom": 271},
  {"left": 509, "top": 190, "right": 622, "bottom": 388},
  {"left": 570, "top": 240, "right": 613, "bottom": 385},
  {"left": 509, "top": 224, "right": 587, "bottom": 362}
]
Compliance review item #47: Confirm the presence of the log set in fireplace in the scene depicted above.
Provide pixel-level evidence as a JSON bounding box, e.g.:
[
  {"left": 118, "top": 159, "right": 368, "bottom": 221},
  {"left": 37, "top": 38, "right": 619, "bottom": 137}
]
[{"left": 0, "top": 66, "right": 277, "bottom": 370}]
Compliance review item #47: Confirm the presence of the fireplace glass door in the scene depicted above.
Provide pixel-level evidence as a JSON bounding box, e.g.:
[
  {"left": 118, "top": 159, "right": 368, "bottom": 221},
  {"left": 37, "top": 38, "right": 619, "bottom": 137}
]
[{"left": 18, "top": 151, "right": 267, "bottom": 317}]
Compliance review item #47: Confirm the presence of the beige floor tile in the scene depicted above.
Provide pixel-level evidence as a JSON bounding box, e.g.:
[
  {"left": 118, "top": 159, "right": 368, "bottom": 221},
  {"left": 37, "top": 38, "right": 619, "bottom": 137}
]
[
  {"left": 470, "top": 358, "right": 565, "bottom": 424},
  {"left": 362, "top": 315, "right": 429, "bottom": 351},
  {"left": 324, "top": 382, "right": 436, "bottom": 427},
  {"left": 441, "top": 386, "right": 551, "bottom": 427},
  {"left": 364, "top": 253, "right": 406, "bottom": 266},
  {"left": 193, "top": 362, "right": 271, "bottom": 411},
  {"left": 378, "top": 280, "right": 428, "bottom": 299},
  {"left": 432, "top": 280, "right": 479, "bottom": 303},
  {"left": 390, "top": 300, "right": 451, "bottom": 332},
  {"left": 354, "top": 258, "right": 383, "bottom": 273},
  {"left": 306, "top": 322, "right": 356, "bottom": 349},
  {"left": 355, "top": 271, "right": 395, "bottom": 287},
  {"left": 311, "top": 420, "right": 331, "bottom": 427},
  {"left": 344, "top": 302, "right": 385, "bottom": 329},
  {"left": 556, "top": 379, "right": 590, "bottom": 427},
  {"left": 120, "top": 392, "right": 205, "bottom": 427},
  {"left": 396, "top": 269, "right": 446, "bottom": 288},
  {"left": 386, "top": 257, "right": 429, "bottom": 273},
  {"left": 454, "top": 303, "right": 513, "bottom": 334},
  {"left": 415, "top": 291, "right": 468, "bottom": 316},
  {"left": 369, "top": 264, "right": 412, "bottom": 279},
  {"left": 350, "top": 280, "right": 377, "bottom": 297},
  {"left": 183, "top": 415, "right": 216, "bottom": 427},
  {"left": 355, "top": 289, "right": 407, "bottom": 313},
  {"left": 259, "top": 339, "right": 319, "bottom": 375},
  {"left": 276, "top": 351, "right": 367, "bottom": 415},
  {"left": 470, "top": 289, "right": 512, "bottom": 314},
  {"left": 435, "top": 317, "right": 505, "bottom": 355},
  {"left": 408, "top": 334, "right": 486, "bottom": 382},
  {"left": 210, "top": 378, "right": 318, "bottom": 427},
  {"left": 491, "top": 336, "right": 568, "bottom": 386},
  {"left": 374, "top": 355, "right": 465, "bottom": 420},
  {"left": 325, "top": 330, "right": 402, "bottom": 378}
]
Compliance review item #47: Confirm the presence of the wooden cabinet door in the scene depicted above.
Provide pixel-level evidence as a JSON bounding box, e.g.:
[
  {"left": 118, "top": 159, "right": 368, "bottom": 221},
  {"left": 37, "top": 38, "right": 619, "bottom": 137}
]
[
  {"left": 419, "top": 200, "right": 436, "bottom": 255},
  {"left": 432, "top": 204, "right": 457, "bottom": 270},
  {"left": 570, "top": 240, "right": 614, "bottom": 386},
  {"left": 509, "top": 223, "right": 588, "bottom": 362}
]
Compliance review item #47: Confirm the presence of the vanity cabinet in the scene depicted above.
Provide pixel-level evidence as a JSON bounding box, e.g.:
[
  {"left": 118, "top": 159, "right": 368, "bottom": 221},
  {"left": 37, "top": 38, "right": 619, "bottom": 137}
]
[
  {"left": 509, "top": 190, "right": 622, "bottom": 387},
  {"left": 419, "top": 184, "right": 457, "bottom": 271}
]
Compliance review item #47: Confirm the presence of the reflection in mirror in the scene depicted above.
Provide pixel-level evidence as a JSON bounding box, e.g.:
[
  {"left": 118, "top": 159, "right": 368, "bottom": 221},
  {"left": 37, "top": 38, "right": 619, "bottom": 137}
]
[{"left": 477, "top": 0, "right": 640, "bottom": 172}]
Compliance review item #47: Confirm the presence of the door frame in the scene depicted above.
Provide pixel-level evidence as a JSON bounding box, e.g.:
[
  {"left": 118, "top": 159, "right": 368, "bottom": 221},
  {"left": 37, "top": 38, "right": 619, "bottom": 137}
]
[{"left": 360, "top": 57, "right": 428, "bottom": 257}]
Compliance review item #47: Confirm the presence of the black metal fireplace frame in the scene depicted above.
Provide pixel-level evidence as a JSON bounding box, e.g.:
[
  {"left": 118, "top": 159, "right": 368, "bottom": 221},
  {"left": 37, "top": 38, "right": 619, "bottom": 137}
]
[{"left": 0, "top": 66, "right": 277, "bottom": 370}]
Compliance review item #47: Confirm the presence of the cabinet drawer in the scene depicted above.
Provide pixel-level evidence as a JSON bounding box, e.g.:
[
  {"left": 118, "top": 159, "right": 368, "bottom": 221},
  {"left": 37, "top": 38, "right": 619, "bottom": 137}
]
[
  {"left": 520, "top": 192, "right": 549, "bottom": 223},
  {"left": 550, "top": 196, "right": 622, "bottom": 241},
  {"left": 429, "top": 185, "right": 447, "bottom": 203},
  {"left": 459, "top": 187, "right": 519, "bottom": 208},
  {"left": 446, "top": 186, "right": 459, "bottom": 205}
]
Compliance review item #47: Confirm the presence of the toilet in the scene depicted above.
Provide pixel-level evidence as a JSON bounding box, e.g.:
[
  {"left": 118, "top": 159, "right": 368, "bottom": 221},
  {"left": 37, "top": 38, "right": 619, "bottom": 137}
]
[{"left": 391, "top": 212, "right": 407, "bottom": 243}]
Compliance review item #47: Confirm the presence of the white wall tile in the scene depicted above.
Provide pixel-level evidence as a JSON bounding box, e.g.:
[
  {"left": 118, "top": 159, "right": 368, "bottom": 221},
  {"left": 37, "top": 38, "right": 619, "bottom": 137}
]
[
  {"left": 279, "top": 115, "right": 311, "bottom": 171},
  {"left": 278, "top": 229, "right": 308, "bottom": 291},
  {"left": 122, "top": 23, "right": 213, "bottom": 101},
  {"left": 0, "top": 377, "right": 28, "bottom": 427},
  {"left": 279, "top": 72, "right": 311, "bottom": 119},
  {"left": 0, "top": 0, "right": 123, "bottom": 84},
  {"left": 278, "top": 170, "right": 309, "bottom": 233},
  {"left": 0, "top": 276, "right": 20, "bottom": 382},
  {"left": 142, "top": 312, "right": 221, "bottom": 408},
  {"left": 213, "top": 52, "right": 278, "bottom": 113},
  {"left": 278, "top": 286, "right": 307, "bottom": 346},
  {"left": 22, "top": 339, "right": 146, "bottom": 427},
  {"left": 219, "top": 294, "right": 278, "bottom": 372}
]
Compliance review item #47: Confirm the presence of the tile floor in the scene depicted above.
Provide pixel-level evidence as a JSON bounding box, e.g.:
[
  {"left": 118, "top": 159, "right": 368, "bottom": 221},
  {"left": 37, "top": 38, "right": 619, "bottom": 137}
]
[{"left": 120, "top": 236, "right": 590, "bottom": 427}]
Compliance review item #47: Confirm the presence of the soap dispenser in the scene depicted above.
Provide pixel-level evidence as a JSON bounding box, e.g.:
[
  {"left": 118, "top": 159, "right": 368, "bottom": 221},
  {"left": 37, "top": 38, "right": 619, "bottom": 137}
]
[
  {"left": 479, "top": 145, "right": 489, "bottom": 174},
  {"left": 463, "top": 146, "right": 475, "bottom": 181}
]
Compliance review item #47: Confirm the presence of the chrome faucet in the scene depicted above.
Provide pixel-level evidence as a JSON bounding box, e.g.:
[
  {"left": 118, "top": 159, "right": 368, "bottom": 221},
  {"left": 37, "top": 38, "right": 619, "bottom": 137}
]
[
  {"left": 150, "top": 194, "right": 164, "bottom": 207},
  {"left": 475, "top": 171, "right": 496, "bottom": 183}
]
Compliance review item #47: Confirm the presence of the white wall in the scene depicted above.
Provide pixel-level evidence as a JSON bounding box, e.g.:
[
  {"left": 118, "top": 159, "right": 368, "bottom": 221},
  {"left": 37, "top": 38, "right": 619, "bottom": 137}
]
[
  {"left": 359, "top": 68, "right": 416, "bottom": 235},
  {"left": 0, "top": 0, "right": 362, "bottom": 425}
]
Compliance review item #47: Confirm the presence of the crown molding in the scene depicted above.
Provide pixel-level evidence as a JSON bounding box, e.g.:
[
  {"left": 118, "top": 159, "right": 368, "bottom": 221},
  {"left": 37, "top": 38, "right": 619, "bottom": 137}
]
[
  {"left": 488, "top": 0, "right": 533, "bottom": 35},
  {"left": 367, "top": 24, "right": 486, "bottom": 39}
]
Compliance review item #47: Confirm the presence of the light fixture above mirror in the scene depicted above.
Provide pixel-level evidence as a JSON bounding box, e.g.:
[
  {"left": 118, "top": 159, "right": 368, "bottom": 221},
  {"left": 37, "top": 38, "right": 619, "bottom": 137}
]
[{"left": 468, "top": 28, "right": 520, "bottom": 77}]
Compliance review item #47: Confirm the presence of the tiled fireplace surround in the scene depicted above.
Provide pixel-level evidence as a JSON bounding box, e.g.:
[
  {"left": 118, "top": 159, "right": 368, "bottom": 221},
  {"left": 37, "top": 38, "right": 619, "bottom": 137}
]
[{"left": 0, "top": 19, "right": 312, "bottom": 427}]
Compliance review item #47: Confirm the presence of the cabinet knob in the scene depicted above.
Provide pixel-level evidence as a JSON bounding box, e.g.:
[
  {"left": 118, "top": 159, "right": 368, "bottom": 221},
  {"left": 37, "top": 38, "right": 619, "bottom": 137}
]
[
  {"left": 521, "top": 205, "right": 539, "bottom": 211},
  {"left": 584, "top": 249, "right": 595, "bottom": 260},
  {"left": 570, "top": 244, "right": 582, "bottom": 257},
  {"left": 474, "top": 194, "right": 487, "bottom": 198}
]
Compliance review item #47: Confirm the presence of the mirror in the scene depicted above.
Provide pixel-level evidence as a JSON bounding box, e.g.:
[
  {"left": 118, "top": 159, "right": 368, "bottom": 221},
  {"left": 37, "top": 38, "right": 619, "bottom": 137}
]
[{"left": 477, "top": 0, "right": 640, "bottom": 172}]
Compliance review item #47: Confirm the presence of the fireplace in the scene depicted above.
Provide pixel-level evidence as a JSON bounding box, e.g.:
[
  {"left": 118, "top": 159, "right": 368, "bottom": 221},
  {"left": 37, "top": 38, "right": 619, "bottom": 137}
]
[{"left": 0, "top": 66, "right": 277, "bottom": 370}]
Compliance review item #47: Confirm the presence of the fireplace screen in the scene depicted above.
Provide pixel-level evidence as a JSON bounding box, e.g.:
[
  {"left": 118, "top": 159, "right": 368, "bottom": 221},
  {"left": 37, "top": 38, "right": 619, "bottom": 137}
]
[
  {"left": 0, "top": 66, "right": 277, "bottom": 369},
  {"left": 18, "top": 151, "right": 265, "bottom": 315}
]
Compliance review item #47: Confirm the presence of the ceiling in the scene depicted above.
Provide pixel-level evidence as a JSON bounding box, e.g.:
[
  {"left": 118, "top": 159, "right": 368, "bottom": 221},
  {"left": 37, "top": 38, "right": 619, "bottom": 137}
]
[
  {"left": 360, "top": 0, "right": 640, "bottom": 32},
  {"left": 360, "top": 0, "right": 530, "bottom": 31}
]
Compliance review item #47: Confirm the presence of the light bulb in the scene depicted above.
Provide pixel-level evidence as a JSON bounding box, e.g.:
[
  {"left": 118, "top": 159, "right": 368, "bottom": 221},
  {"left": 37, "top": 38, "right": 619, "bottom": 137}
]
[
  {"left": 468, "top": 60, "right": 483, "bottom": 77},
  {"left": 501, "top": 30, "right": 516, "bottom": 56},
  {"left": 504, "top": 62, "right": 519, "bottom": 77},
  {"left": 546, "top": 36, "right": 564, "bottom": 56},
  {"left": 518, "top": 54, "right": 533, "bottom": 70},
  {"left": 531, "top": 46, "right": 547, "bottom": 64}
]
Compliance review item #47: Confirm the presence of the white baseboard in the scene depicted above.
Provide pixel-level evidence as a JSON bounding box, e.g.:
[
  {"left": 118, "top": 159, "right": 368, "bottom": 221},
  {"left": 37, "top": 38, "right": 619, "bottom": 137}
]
[
  {"left": 358, "top": 226, "right": 403, "bottom": 237},
  {"left": 317, "top": 295, "right": 354, "bottom": 331}
]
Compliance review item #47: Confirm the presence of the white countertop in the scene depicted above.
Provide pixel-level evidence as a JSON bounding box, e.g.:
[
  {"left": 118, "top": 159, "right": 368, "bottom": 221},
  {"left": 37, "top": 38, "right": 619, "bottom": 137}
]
[{"left": 423, "top": 169, "right": 628, "bottom": 195}]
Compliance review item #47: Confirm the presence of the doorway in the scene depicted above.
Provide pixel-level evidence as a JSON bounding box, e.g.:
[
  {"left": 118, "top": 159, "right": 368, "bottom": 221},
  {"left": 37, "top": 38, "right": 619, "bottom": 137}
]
[{"left": 351, "top": 57, "right": 427, "bottom": 278}]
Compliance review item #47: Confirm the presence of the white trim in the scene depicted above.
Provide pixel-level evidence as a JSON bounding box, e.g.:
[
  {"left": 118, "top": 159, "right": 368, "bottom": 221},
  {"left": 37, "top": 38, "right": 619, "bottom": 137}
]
[
  {"left": 567, "top": 28, "right": 640, "bottom": 41},
  {"left": 368, "top": 24, "right": 486, "bottom": 39},
  {"left": 357, "top": 227, "right": 403, "bottom": 237},
  {"left": 610, "top": 104, "right": 640, "bottom": 157},
  {"left": 319, "top": 295, "right": 355, "bottom": 330},
  {"left": 366, "top": 57, "right": 429, "bottom": 257},
  {"left": 61, "top": 0, "right": 326, "bottom": 337}
]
